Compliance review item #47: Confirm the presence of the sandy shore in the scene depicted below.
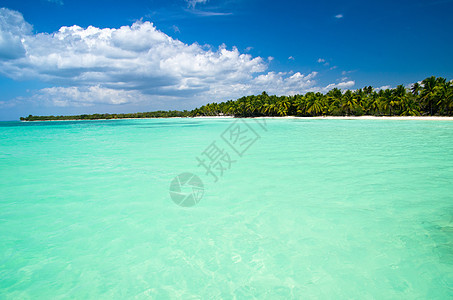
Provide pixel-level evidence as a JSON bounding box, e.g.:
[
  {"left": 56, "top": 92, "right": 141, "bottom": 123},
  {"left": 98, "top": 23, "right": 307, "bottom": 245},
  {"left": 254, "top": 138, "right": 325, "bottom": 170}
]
[
  {"left": 194, "top": 116, "right": 453, "bottom": 121},
  {"left": 21, "top": 115, "right": 453, "bottom": 122}
]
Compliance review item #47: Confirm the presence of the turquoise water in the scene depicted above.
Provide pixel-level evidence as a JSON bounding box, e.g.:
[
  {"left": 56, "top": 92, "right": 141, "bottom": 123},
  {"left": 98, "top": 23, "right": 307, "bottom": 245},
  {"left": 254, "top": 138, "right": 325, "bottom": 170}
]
[{"left": 0, "top": 118, "right": 452, "bottom": 299}]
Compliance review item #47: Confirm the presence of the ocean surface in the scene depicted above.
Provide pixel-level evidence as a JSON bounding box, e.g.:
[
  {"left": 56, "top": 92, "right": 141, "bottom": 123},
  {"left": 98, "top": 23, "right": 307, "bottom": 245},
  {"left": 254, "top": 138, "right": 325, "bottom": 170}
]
[{"left": 0, "top": 118, "right": 452, "bottom": 299}]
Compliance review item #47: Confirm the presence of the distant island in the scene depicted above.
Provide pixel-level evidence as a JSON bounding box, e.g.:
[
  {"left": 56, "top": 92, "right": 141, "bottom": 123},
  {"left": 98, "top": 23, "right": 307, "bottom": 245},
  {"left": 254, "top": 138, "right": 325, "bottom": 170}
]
[
  {"left": 21, "top": 76, "right": 452, "bottom": 121},
  {"left": 21, "top": 110, "right": 191, "bottom": 121}
]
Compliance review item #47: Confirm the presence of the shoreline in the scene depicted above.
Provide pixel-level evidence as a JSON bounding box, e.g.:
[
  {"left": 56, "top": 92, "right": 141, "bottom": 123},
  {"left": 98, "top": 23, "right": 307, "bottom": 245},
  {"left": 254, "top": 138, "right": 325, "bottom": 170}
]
[
  {"left": 254, "top": 116, "right": 453, "bottom": 120},
  {"left": 195, "top": 116, "right": 453, "bottom": 121},
  {"left": 18, "top": 115, "right": 453, "bottom": 122}
]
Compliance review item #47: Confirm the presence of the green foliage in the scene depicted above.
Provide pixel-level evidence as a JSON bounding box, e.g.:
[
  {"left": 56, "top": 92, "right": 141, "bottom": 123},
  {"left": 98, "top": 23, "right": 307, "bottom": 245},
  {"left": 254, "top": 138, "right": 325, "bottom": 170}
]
[
  {"left": 21, "top": 76, "right": 453, "bottom": 121},
  {"left": 190, "top": 76, "right": 453, "bottom": 118},
  {"left": 21, "top": 110, "right": 190, "bottom": 121}
]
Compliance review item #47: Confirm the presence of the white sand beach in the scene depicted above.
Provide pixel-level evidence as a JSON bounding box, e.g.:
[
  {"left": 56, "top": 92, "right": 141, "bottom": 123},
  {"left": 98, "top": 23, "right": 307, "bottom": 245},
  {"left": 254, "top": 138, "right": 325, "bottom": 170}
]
[{"left": 194, "top": 116, "right": 453, "bottom": 120}]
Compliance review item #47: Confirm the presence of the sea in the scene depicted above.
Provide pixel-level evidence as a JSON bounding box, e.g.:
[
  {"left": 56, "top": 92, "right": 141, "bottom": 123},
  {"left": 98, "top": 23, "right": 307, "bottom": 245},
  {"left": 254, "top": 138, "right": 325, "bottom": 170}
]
[{"left": 0, "top": 118, "right": 452, "bottom": 298}]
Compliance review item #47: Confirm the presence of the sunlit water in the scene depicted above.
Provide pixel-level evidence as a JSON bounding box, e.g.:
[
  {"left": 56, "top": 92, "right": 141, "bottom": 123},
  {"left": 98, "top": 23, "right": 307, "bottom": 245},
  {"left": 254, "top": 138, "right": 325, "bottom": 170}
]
[{"left": 0, "top": 118, "right": 452, "bottom": 299}]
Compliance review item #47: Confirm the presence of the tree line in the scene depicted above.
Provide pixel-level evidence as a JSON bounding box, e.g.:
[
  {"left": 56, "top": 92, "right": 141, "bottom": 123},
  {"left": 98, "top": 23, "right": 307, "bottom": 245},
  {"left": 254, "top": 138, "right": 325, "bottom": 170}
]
[
  {"left": 190, "top": 76, "right": 452, "bottom": 117},
  {"left": 21, "top": 76, "right": 452, "bottom": 121},
  {"left": 20, "top": 110, "right": 191, "bottom": 121}
]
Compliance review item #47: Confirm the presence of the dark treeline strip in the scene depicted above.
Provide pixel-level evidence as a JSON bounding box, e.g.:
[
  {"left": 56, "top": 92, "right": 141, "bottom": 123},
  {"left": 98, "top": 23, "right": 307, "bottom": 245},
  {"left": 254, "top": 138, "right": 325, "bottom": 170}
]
[
  {"left": 21, "top": 110, "right": 191, "bottom": 121},
  {"left": 190, "top": 76, "right": 453, "bottom": 117},
  {"left": 21, "top": 76, "right": 452, "bottom": 121}
]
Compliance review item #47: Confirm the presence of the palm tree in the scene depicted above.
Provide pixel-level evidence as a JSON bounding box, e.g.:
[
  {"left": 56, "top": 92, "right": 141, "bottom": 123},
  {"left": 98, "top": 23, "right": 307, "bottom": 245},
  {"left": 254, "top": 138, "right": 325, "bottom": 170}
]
[
  {"left": 262, "top": 102, "right": 277, "bottom": 116},
  {"left": 306, "top": 94, "right": 324, "bottom": 116},
  {"left": 245, "top": 100, "right": 255, "bottom": 117},
  {"left": 184, "top": 76, "right": 449, "bottom": 119},
  {"left": 293, "top": 95, "right": 307, "bottom": 116},
  {"left": 435, "top": 80, "right": 453, "bottom": 116},
  {"left": 378, "top": 89, "right": 393, "bottom": 115},
  {"left": 365, "top": 92, "right": 380, "bottom": 115},
  {"left": 227, "top": 102, "right": 238, "bottom": 116},
  {"left": 276, "top": 97, "right": 291, "bottom": 116},
  {"left": 341, "top": 90, "right": 357, "bottom": 115},
  {"left": 411, "top": 82, "right": 421, "bottom": 96},
  {"left": 325, "top": 88, "right": 342, "bottom": 115},
  {"left": 389, "top": 85, "right": 408, "bottom": 115},
  {"left": 420, "top": 76, "right": 438, "bottom": 115},
  {"left": 400, "top": 95, "right": 421, "bottom": 116}
]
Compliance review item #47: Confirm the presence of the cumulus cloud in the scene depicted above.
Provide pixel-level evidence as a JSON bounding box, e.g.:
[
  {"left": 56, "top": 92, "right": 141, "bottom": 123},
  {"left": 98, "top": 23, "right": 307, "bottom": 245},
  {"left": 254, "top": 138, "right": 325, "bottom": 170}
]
[
  {"left": 26, "top": 71, "right": 355, "bottom": 107},
  {"left": 0, "top": 8, "right": 32, "bottom": 59},
  {"left": 0, "top": 8, "right": 355, "bottom": 108},
  {"left": 251, "top": 72, "right": 318, "bottom": 95},
  {"left": 34, "top": 86, "right": 148, "bottom": 107},
  {"left": 315, "top": 80, "right": 355, "bottom": 93},
  {"left": 376, "top": 85, "right": 391, "bottom": 91}
]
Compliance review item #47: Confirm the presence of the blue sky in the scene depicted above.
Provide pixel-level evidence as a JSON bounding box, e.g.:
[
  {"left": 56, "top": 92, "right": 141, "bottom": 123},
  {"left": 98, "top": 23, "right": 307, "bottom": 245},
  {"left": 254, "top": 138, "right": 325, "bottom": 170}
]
[{"left": 0, "top": 0, "right": 452, "bottom": 120}]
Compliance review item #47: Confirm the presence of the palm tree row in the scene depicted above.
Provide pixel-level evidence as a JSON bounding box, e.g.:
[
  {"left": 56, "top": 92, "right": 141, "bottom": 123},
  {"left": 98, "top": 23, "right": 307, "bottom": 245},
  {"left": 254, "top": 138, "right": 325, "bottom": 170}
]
[
  {"left": 190, "top": 76, "right": 453, "bottom": 117},
  {"left": 21, "top": 76, "right": 452, "bottom": 121}
]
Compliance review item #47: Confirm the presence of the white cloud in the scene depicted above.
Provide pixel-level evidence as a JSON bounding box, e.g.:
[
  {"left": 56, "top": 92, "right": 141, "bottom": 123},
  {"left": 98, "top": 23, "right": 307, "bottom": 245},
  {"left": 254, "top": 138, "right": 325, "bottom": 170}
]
[
  {"left": 342, "top": 70, "right": 354, "bottom": 75},
  {"left": 316, "top": 80, "right": 355, "bottom": 93},
  {"left": 288, "top": 56, "right": 295, "bottom": 60},
  {"left": 317, "top": 58, "right": 330, "bottom": 66},
  {"left": 186, "top": 0, "right": 208, "bottom": 9},
  {"left": 27, "top": 71, "right": 354, "bottom": 107},
  {"left": 0, "top": 8, "right": 356, "bottom": 108},
  {"left": 335, "top": 14, "right": 343, "bottom": 19},
  {"left": 172, "top": 25, "right": 180, "bottom": 33},
  {"left": 34, "top": 86, "right": 148, "bottom": 107},
  {"left": 335, "top": 80, "right": 355, "bottom": 89},
  {"left": 187, "top": 10, "right": 232, "bottom": 16},
  {"left": 250, "top": 71, "right": 318, "bottom": 95},
  {"left": 376, "top": 85, "right": 391, "bottom": 91},
  {"left": 0, "top": 8, "right": 32, "bottom": 59}
]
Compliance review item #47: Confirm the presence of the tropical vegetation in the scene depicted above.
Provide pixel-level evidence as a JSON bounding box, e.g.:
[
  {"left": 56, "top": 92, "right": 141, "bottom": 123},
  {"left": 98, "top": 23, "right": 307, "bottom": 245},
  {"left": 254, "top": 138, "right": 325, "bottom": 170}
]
[
  {"left": 21, "top": 76, "right": 452, "bottom": 121},
  {"left": 20, "top": 110, "right": 191, "bottom": 121},
  {"left": 190, "top": 76, "right": 453, "bottom": 117}
]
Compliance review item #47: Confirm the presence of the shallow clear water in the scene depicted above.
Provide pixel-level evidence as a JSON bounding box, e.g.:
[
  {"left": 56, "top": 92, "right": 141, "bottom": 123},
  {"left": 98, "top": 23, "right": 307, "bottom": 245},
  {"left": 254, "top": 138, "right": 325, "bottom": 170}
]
[{"left": 0, "top": 118, "right": 452, "bottom": 299}]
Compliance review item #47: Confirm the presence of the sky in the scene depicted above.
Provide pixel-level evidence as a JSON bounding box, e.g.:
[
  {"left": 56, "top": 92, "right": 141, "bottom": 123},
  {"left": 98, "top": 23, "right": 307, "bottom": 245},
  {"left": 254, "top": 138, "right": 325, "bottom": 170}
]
[{"left": 0, "top": 0, "right": 452, "bottom": 120}]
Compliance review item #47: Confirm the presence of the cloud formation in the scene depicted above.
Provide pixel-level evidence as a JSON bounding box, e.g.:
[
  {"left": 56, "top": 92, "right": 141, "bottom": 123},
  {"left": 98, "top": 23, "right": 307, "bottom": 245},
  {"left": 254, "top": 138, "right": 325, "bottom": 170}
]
[
  {"left": 33, "top": 86, "right": 148, "bottom": 107},
  {"left": 0, "top": 8, "right": 354, "bottom": 108},
  {"left": 0, "top": 8, "right": 32, "bottom": 59},
  {"left": 186, "top": 0, "right": 208, "bottom": 9},
  {"left": 172, "top": 25, "right": 180, "bottom": 33},
  {"left": 186, "top": 9, "right": 232, "bottom": 16}
]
